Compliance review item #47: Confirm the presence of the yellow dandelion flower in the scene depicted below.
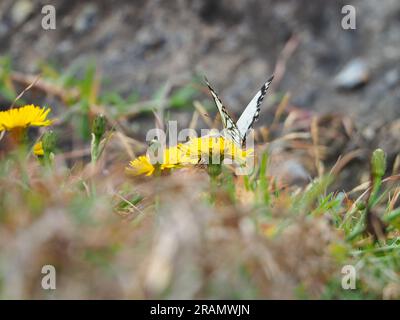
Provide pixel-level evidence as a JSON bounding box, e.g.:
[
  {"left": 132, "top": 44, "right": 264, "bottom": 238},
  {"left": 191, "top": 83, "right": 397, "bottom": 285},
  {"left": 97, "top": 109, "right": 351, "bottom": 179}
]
[
  {"left": 161, "top": 144, "right": 193, "bottom": 169},
  {"left": 0, "top": 105, "right": 53, "bottom": 132},
  {"left": 180, "top": 136, "right": 223, "bottom": 163},
  {"left": 227, "top": 142, "right": 254, "bottom": 164},
  {"left": 127, "top": 138, "right": 253, "bottom": 177},
  {"left": 128, "top": 145, "right": 190, "bottom": 177},
  {"left": 128, "top": 156, "right": 155, "bottom": 176},
  {"left": 181, "top": 136, "right": 252, "bottom": 165},
  {"left": 33, "top": 141, "right": 44, "bottom": 156}
]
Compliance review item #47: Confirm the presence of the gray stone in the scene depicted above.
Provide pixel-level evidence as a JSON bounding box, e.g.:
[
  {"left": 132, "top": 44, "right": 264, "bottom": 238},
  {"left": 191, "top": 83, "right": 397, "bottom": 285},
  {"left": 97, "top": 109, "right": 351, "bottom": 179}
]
[
  {"left": 11, "top": 0, "right": 33, "bottom": 25},
  {"left": 334, "top": 58, "right": 370, "bottom": 90}
]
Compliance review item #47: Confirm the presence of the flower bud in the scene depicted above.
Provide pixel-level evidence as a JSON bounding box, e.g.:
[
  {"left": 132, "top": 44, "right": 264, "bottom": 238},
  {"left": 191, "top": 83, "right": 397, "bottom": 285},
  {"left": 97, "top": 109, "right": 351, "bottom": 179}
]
[
  {"left": 92, "top": 114, "right": 106, "bottom": 140},
  {"left": 371, "top": 148, "right": 386, "bottom": 179},
  {"left": 42, "top": 130, "right": 56, "bottom": 154}
]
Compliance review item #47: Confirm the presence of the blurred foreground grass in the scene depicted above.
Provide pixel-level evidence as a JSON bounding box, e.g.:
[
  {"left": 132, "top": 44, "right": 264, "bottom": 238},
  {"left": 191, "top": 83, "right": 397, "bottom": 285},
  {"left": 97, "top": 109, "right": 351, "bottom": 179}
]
[{"left": 0, "top": 58, "right": 400, "bottom": 299}]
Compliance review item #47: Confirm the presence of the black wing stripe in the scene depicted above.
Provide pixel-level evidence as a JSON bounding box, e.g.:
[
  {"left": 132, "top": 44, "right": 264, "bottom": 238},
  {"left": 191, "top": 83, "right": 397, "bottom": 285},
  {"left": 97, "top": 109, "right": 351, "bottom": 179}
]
[
  {"left": 204, "top": 77, "right": 242, "bottom": 145},
  {"left": 250, "top": 75, "right": 273, "bottom": 129},
  {"left": 236, "top": 75, "right": 274, "bottom": 145},
  {"left": 204, "top": 77, "right": 231, "bottom": 127}
]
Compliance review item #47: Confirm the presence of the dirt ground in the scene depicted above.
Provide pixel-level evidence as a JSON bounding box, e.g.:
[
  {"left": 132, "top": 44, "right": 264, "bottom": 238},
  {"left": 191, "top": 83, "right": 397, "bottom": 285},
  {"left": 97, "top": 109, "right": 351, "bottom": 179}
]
[{"left": 1, "top": 0, "right": 399, "bottom": 158}]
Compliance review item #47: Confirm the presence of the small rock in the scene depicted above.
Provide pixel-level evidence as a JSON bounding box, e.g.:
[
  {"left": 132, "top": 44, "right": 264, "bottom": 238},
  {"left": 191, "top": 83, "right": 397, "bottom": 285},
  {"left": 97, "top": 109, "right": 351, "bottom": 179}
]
[
  {"left": 11, "top": 0, "right": 34, "bottom": 25},
  {"left": 279, "top": 160, "right": 310, "bottom": 185},
  {"left": 334, "top": 58, "right": 370, "bottom": 90},
  {"left": 74, "top": 4, "right": 98, "bottom": 33},
  {"left": 269, "top": 154, "right": 310, "bottom": 186},
  {"left": 362, "top": 126, "right": 376, "bottom": 141}
]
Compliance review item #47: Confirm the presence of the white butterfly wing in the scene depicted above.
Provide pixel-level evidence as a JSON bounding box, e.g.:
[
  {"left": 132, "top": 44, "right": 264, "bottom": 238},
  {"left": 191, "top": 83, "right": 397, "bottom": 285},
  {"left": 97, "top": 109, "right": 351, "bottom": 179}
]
[
  {"left": 236, "top": 76, "right": 274, "bottom": 143},
  {"left": 205, "top": 78, "right": 242, "bottom": 145}
]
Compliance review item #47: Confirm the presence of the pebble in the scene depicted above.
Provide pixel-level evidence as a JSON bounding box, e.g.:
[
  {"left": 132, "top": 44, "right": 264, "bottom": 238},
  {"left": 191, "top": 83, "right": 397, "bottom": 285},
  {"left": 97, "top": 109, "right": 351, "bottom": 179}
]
[
  {"left": 11, "top": 0, "right": 34, "bottom": 25},
  {"left": 279, "top": 159, "right": 310, "bottom": 185},
  {"left": 334, "top": 58, "right": 370, "bottom": 90},
  {"left": 269, "top": 155, "right": 310, "bottom": 186}
]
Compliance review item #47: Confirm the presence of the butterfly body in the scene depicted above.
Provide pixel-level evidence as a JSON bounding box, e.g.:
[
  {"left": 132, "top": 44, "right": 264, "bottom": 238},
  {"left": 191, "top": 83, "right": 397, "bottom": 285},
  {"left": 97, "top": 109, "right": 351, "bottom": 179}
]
[{"left": 205, "top": 75, "right": 274, "bottom": 146}]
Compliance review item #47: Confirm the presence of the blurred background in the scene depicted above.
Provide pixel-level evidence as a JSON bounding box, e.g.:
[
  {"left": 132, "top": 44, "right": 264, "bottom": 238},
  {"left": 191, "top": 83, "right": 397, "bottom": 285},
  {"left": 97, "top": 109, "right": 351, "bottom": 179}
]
[
  {"left": 1, "top": 0, "right": 400, "bottom": 299},
  {"left": 1, "top": 0, "right": 399, "bottom": 126}
]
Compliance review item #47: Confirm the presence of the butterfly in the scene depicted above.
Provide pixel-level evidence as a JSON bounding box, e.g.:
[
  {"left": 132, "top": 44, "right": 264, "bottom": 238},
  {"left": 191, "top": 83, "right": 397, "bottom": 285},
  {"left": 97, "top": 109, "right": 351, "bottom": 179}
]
[{"left": 204, "top": 75, "right": 274, "bottom": 146}]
